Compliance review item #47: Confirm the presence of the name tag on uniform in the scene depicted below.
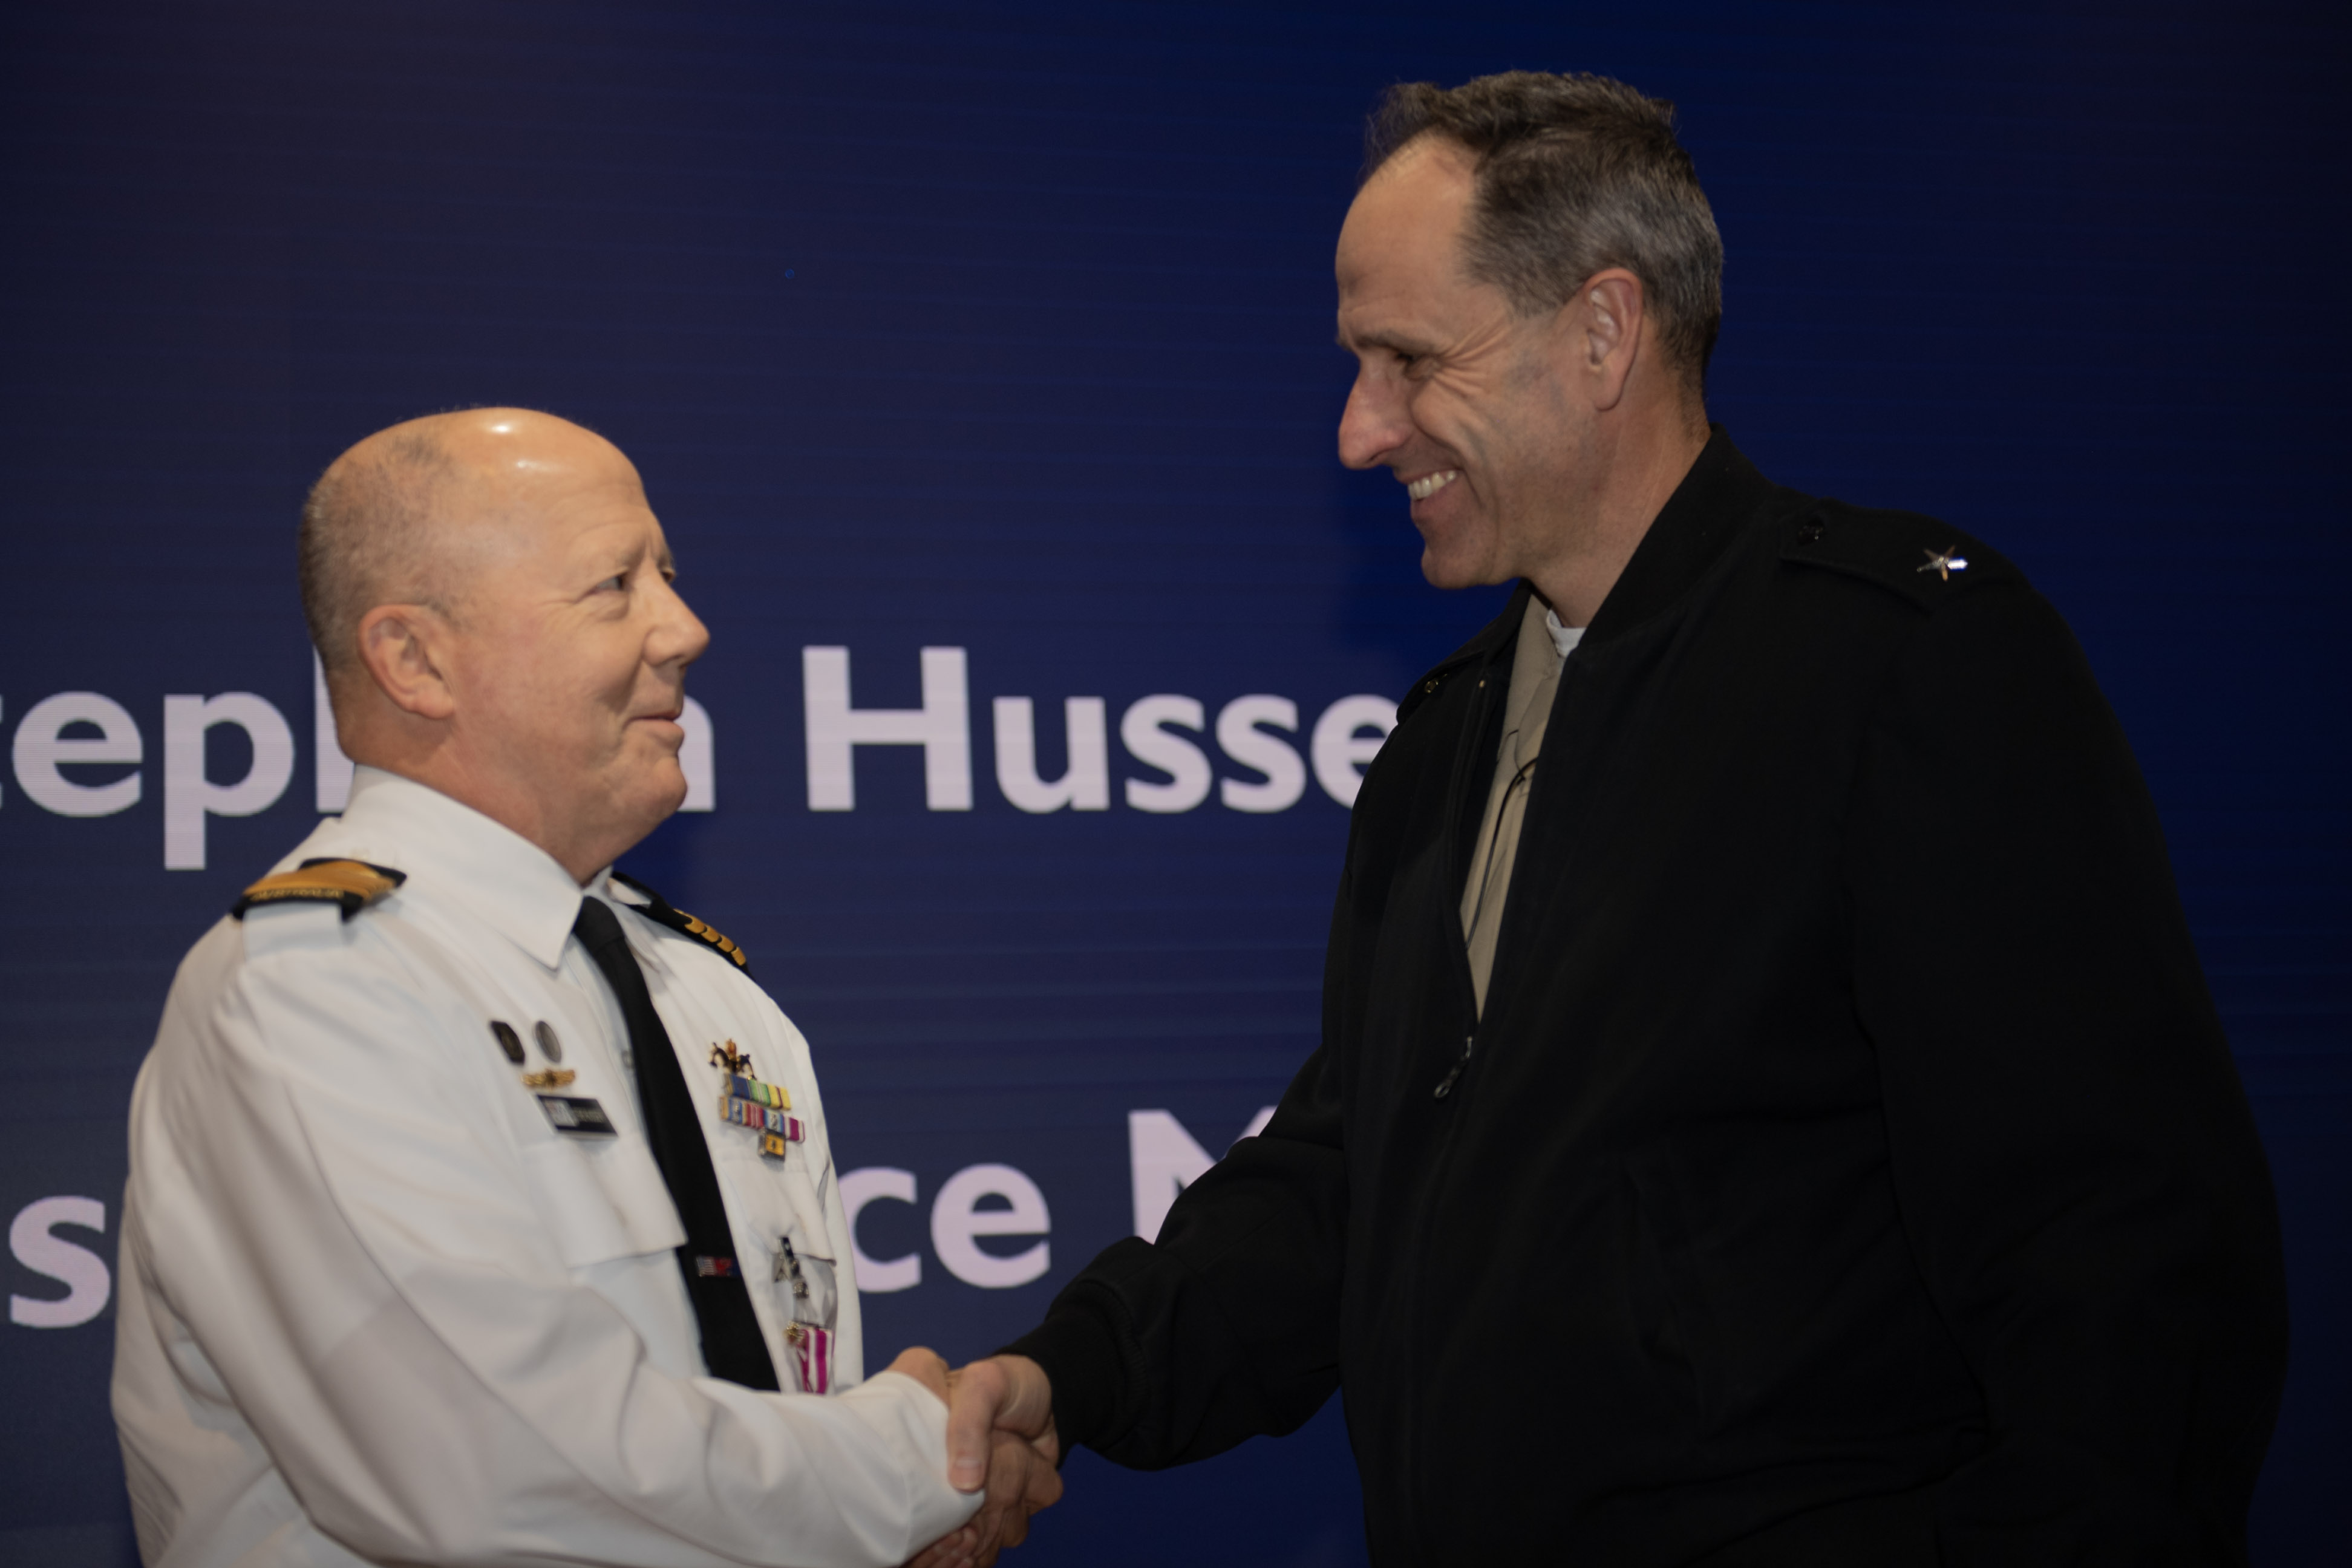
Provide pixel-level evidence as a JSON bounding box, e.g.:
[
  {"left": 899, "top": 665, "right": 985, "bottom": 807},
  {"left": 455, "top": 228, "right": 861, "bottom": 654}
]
[{"left": 538, "top": 1095, "right": 617, "bottom": 1136}]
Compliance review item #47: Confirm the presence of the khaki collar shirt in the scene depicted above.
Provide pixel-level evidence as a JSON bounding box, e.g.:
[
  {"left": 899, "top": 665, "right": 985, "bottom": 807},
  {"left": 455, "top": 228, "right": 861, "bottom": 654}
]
[{"left": 1460, "top": 594, "right": 1586, "bottom": 1015}]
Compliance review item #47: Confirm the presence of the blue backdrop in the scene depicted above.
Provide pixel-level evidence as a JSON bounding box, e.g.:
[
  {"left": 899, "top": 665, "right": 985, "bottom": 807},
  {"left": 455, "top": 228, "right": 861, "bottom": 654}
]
[{"left": 2, "top": 2, "right": 2344, "bottom": 1563}]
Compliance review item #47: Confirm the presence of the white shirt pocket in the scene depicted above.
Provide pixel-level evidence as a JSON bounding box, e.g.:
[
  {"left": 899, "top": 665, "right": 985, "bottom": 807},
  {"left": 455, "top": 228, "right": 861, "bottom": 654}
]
[{"left": 517, "top": 1137, "right": 685, "bottom": 1269}]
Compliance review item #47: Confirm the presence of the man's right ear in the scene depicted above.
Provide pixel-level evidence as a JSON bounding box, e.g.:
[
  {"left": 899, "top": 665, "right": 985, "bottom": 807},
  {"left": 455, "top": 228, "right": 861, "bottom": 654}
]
[{"left": 356, "top": 604, "right": 458, "bottom": 720}]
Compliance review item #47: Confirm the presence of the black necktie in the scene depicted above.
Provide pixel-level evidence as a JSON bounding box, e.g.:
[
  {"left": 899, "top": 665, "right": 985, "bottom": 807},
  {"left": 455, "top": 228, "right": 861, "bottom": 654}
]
[{"left": 571, "top": 896, "right": 779, "bottom": 1390}]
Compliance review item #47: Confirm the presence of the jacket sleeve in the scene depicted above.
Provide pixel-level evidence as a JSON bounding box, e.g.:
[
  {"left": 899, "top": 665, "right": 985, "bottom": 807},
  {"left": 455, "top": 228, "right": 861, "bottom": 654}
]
[
  {"left": 1001, "top": 851, "right": 1361, "bottom": 1471},
  {"left": 114, "top": 922, "right": 977, "bottom": 1568},
  {"left": 1000, "top": 1045, "right": 1348, "bottom": 1469},
  {"left": 1844, "top": 582, "right": 2288, "bottom": 1564}
]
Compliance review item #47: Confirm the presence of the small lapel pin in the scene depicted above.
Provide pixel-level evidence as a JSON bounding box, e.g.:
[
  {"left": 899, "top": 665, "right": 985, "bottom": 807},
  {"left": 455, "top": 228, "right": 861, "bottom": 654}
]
[
  {"left": 1917, "top": 546, "right": 1970, "bottom": 581},
  {"left": 710, "top": 1040, "right": 753, "bottom": 1077}
]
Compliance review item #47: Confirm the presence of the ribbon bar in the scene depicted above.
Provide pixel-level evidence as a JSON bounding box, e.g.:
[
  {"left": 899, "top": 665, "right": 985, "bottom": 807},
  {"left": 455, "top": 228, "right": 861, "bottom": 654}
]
[
  {"left": 727, "top": 1074, "right": 791, "bottom": 1111},
  {"left": 719, "top": 1094, "right": 805, "bottom": 1144}
]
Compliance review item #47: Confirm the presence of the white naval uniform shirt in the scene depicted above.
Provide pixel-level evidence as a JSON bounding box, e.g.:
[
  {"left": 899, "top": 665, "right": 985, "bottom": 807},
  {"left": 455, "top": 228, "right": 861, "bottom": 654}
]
[{"left": 111, "top": 767, "right": 978, "bottom": 1568}]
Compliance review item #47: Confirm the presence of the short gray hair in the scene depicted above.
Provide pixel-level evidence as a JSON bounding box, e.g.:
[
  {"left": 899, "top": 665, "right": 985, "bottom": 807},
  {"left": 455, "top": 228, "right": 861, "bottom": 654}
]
[
  {"left": 1365, "top": 71, "right": 1723, "bottom": 390},
  {"left": 296, "top": 426, "right": 459, "bottom": 678}
]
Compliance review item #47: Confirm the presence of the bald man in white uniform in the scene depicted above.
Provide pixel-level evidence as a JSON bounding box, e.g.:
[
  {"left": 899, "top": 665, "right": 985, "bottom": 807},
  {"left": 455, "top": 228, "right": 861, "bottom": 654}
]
[{"left": 110, "top": 410, "right": 1051, "bottom": 1567}]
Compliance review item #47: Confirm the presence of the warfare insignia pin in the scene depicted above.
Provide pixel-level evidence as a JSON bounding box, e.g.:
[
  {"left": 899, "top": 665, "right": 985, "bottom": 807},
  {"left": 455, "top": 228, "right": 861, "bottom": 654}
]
[
  {"left": 710, "top": 1040, "right": 753, "bottom": 1077},
  {"left": 1917, "top": 546, "right": 1970, "bottom": 581}
]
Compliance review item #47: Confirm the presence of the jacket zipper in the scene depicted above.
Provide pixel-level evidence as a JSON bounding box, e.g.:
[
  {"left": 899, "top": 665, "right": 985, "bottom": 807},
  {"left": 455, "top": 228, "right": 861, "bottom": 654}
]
[
  {"left": 1432, "top": 1033, "right": 1474, "bottom": 1099},
  {"left": 1434, "top": 640, "right": 1508, "bottom": 1100},
  {"left": 1397, "top": 641, "right": 1506, "bottom": 1558}
]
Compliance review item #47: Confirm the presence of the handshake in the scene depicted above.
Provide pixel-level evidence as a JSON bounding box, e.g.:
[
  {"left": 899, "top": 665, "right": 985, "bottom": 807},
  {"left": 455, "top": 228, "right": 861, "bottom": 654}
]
[{"left": 886, "top": 1350, "right": 1063, "bottom": 1568}]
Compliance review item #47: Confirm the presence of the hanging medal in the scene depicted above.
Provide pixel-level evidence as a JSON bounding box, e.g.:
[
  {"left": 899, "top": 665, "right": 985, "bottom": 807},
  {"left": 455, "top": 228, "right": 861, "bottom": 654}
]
[
  {"left": 776, "top": 1241, "right": 832, "bottom": 1382},
  {"left": 783, "top": 1321, "right": 833, "bottom": 1393},
  {"left": 775, "top": 1236, "right": 831, "bottom": 1393}
]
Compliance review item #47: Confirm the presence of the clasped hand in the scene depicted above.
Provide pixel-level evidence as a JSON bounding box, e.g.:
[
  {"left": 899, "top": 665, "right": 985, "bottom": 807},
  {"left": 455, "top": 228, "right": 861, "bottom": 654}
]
[{"left": 887, "top": 1350, "right": 1060, "bottom": 1568}]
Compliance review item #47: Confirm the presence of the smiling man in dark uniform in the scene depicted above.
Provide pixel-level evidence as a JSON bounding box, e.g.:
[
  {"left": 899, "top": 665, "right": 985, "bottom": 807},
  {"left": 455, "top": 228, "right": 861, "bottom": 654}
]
[{"left": 946, "top": 71, "right": 2288, "bottom": 1565}]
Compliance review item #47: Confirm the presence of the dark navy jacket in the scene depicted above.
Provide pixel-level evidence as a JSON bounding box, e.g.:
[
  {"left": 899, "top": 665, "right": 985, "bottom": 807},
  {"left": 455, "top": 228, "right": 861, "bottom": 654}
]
[{"left": 1009, "top": 430, "right": 2287, "bottom": 1566}]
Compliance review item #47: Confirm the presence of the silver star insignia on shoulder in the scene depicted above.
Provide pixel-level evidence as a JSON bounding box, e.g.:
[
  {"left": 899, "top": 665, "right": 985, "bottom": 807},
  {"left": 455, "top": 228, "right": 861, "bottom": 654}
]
[{"left": 1917, "top": 546, "right": 1969, "bottom": 581}]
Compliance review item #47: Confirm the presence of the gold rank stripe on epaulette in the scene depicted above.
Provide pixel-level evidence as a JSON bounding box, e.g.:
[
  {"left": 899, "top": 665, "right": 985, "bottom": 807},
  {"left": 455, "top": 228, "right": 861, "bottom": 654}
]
[
  {"left": 677, "top": 911, "right": 749, "bottom": 968},
  {"left": 231, "top": 858, "right": 407, "bottom": 921},
  {"left": 607, "top": 869, "right": 752, "bottom": 975}
]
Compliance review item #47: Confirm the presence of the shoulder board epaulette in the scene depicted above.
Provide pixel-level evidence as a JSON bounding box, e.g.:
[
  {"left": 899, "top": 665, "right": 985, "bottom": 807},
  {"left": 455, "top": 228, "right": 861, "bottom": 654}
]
[
  {"left": 609, "top": 871, "right": 753, "bottom": 975},
  {"left": 1779, "top": 501, "right": 2021, "bottom": 610},
  {"left": 232, "top": 858, "right": 407, "bottom": 921}
]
